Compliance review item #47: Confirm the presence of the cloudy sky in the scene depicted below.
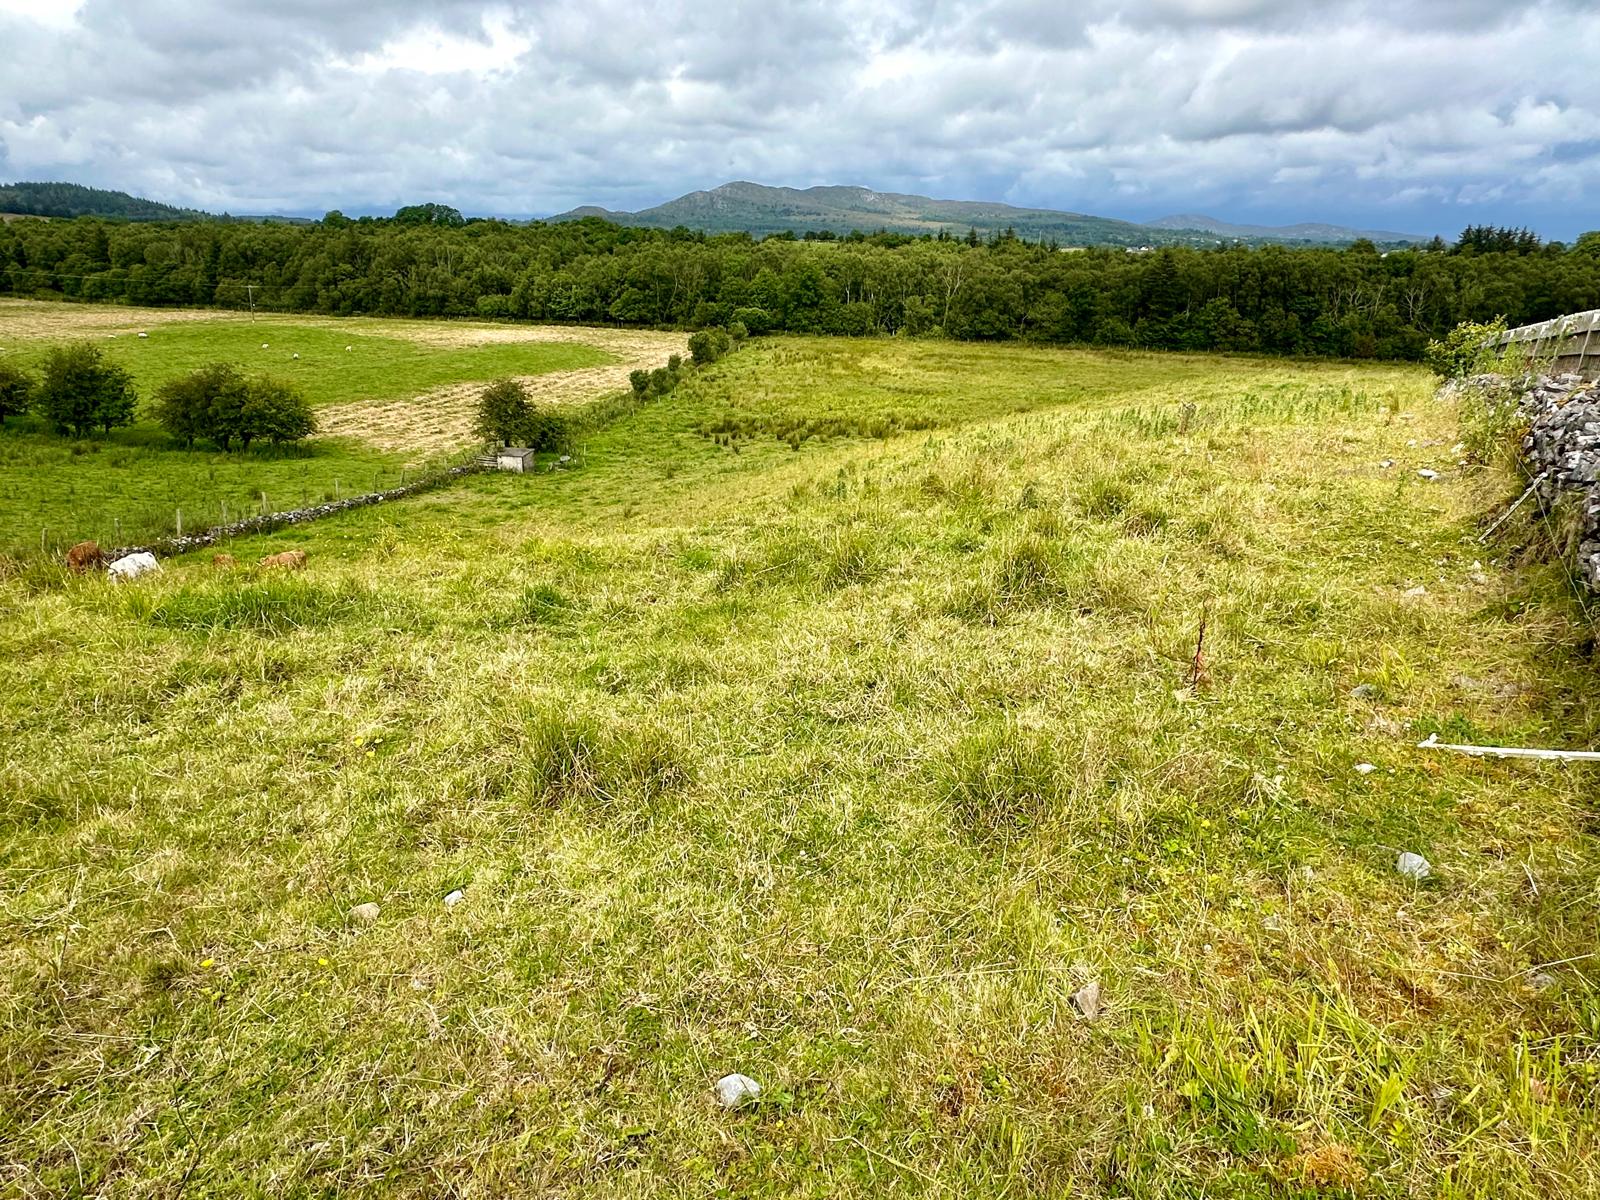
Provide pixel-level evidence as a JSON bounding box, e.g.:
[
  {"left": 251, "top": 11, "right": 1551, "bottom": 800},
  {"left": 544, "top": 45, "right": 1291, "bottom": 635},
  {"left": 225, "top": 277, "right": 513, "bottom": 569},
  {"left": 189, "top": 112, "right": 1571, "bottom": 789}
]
[{"left": 1, "top": 0, "right": 1595, "bottom": 237}]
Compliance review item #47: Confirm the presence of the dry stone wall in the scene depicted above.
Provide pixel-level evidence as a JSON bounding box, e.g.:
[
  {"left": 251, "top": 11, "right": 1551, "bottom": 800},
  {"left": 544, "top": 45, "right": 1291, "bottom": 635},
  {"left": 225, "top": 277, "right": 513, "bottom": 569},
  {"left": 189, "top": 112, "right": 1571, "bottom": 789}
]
[{"left": 1469, "top": 371, "right": 1600, "bottom": 591}]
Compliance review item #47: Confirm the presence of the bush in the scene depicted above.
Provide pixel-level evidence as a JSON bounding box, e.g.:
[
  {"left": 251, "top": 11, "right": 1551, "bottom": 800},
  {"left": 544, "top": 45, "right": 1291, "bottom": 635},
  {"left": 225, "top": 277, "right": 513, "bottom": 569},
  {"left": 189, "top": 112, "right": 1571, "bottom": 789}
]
[
  {"left": 1425, "top": 318, "right": 1507, "bottom": 380},
  {"left": 36, "top": 342, "right": 136, "bottom": 436},
  {"left": 688, "top": 328, "right": 733, "bottom": 366},
  {"left": 629, "top": 369, "right": 650, "bottom": 396},
  {"left": 153, "top": 364, "right": 315, "bottom": 450},
  {"left": 248, "top": 376, "right": 316, "bottom": 446},
  {"left": 0, "top": 359, "right": 35, "bottom": 425},
  {"left": 732, "top": 306, "right": 772, "bottom": 335}
]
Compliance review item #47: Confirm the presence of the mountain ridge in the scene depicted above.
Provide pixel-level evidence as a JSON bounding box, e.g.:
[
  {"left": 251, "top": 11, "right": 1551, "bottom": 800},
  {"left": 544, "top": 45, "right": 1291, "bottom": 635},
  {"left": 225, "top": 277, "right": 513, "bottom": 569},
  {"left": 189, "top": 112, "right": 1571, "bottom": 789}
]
[{"left": 547, "top": 181, "right": 1429, "bottom": 245}]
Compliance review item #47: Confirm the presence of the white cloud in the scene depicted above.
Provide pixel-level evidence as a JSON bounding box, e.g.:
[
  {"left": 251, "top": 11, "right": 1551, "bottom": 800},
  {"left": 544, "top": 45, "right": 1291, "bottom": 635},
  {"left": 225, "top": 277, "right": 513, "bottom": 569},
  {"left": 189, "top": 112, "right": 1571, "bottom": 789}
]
[{"left": 0, "top": 0, "right": 1594, "bottom": 236}]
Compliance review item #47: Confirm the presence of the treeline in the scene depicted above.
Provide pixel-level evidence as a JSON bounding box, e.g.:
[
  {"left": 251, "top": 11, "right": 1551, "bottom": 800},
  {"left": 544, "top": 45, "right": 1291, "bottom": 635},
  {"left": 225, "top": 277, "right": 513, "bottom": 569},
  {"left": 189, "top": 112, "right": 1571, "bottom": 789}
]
[{"left": 3, "top": 212, "right": 1599, "bottom": 360}]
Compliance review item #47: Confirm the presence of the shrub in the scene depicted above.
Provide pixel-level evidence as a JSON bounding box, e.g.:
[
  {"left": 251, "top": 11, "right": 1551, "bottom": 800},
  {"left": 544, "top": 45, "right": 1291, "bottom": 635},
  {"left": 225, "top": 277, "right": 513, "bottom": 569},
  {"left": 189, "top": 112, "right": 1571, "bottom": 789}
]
[
  {"left": 0, "top": 359, "right": 35, "bottom": 425},
  {"left": 629, "top": 369, "right": 650, "bottom": 396},
  {"left": 36, "top": 342, "right": 136, "bottom": 436},
  {"left": 732, "top": 306, "right": 772, "bottom": 335},
  {"left": 1424, "top": 318, "right": 1507, "bottom": 380},
  {"left": 688, "top": 328, "right": 733, "bottom": 366},
  {"left": 248, "top": 376, "right": 316, "bottom": 446},
  {"left": 727, "top": 320, "right": 749, "bottom": 343}
]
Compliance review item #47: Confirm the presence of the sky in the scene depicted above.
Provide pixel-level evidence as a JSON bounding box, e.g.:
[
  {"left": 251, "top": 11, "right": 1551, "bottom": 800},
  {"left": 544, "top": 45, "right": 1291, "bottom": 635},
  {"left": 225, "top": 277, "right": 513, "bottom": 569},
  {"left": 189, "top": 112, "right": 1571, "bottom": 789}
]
[{"left": 0, "top": 0, "right": 1596, "bottom": 239}]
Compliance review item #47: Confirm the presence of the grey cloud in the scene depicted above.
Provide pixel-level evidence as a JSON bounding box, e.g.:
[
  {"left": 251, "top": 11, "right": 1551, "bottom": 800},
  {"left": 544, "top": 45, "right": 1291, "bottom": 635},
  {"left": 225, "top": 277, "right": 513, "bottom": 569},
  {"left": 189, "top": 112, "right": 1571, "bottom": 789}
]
[{"left": 0, "top": 0, "right": 1595, "bottom": 236}]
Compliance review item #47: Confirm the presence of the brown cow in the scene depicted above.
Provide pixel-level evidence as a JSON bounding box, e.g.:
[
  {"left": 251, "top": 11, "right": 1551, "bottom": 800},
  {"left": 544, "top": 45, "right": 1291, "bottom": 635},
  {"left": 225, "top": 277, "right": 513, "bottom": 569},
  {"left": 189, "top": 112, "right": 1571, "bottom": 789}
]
[
  {"left": 212, "top": 553, "right": 237, "bottom": 569},
  {"left": 258, "top": 549, "right": 308, "bottom": 570},
  {"left": 65, "top": 541, "right": 106, "bottom": 574}
]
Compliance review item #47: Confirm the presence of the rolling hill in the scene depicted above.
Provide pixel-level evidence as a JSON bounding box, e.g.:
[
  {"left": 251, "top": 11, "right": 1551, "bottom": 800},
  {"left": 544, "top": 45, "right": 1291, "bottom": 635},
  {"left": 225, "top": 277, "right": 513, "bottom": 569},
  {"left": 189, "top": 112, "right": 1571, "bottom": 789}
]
[
  {"left": 0, "top": 181, "right": 207, "bottom": 222},
  {"left": 548, "top": 181, "right": 1169, "bottom": 245},
  {"left": 547, "top": 181, "right": 1428, "bottom": 246},
  {"left": 1146, "top": 212, "right": 1426, "bottom": 244}
]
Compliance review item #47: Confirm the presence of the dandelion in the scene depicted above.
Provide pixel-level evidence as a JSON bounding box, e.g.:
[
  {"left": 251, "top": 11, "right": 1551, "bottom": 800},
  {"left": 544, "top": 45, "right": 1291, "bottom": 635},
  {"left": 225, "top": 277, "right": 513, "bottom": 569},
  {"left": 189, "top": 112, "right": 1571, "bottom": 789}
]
[
  {"left": 318, "top": 957, "right": 330, "bottom": 967},
  {"left": 200, "top": 958, "right": 215, "bottom": 969}
]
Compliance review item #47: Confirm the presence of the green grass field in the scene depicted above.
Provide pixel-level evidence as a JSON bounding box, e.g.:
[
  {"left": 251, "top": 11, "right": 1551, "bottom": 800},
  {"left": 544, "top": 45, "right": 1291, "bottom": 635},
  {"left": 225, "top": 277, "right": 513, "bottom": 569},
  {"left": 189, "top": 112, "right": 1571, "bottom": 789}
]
[
  {"left": 0, "top": 308, "right": 617, "bottom": 553},
  {"left": 3, "top": 334, "right": 1598, "bottom": 1196},
  {"left": 1, "top": 317, "right": 611, "bottom": 409}
]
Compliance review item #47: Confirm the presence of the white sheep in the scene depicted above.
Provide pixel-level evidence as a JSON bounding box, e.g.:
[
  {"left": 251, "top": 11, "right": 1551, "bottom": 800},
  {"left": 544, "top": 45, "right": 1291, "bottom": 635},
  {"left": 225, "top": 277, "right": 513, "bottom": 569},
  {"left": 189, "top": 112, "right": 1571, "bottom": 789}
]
[
  {"left": 345, "top": 345, "right": 353, "bottom": 352},
  {"left": 261, "top": 343, "right": 269, "bottom": 349},
  {"left": 291, "top": 352, "right": 300, "bottom": 360}
]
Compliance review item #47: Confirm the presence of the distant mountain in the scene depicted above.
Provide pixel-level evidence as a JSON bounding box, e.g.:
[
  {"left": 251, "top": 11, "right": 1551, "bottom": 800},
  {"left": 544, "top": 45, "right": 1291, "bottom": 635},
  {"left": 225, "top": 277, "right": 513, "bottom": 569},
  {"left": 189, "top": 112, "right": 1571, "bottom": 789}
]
[
  {"left": 0, "top": 181, "right": 207, "bottom": 222},
  {"left": 1146, "top": 213, "right": 1426, "bottom": 245},
  {"left": 549, "top": 181, "right": 1167, "bottom": 245}
]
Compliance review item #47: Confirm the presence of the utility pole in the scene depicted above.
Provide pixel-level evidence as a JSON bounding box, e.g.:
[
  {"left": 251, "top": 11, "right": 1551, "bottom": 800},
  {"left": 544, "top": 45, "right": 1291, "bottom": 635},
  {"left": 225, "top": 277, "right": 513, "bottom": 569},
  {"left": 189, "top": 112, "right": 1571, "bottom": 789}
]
[{"left": 246, "top": 283, "right": 256, "bottom": 322}]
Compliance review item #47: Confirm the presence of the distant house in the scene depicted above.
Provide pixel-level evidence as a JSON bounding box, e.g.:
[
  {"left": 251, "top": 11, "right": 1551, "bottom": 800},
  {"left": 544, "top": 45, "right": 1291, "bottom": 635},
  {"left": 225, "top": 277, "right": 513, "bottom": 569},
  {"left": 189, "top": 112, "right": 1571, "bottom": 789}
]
[{"left": 495, "top": 447, "right": 538, "bottom": 473}]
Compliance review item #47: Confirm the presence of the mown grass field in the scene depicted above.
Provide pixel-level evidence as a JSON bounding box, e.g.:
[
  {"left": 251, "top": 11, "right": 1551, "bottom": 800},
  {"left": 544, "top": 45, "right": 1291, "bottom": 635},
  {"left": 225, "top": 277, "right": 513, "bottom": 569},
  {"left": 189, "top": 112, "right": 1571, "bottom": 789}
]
[
  {"left": 3, "top": 334, "right": 1599, "bottom": 1197},
  {"left": 0, "top": 300, "right": 631, "bottom": 553}
]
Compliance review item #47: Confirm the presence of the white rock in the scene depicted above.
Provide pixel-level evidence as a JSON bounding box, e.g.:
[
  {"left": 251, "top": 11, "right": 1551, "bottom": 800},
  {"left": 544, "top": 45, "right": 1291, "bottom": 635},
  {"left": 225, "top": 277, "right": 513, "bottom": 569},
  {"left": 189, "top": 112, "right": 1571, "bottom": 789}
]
[
  {"left": 1350, "top": 684, "right": 1378, "bottom": 699},
  {"left": 107, "top": 551, "right": 160, "bottom": 580},
  {"left": 1354, "top": 762, "right": 1377, "bottom": 775},
  {"left": 444, "top": 889, "right": 465, "bottom": 908},
  {"left": 137, "top": 331, "right": 149, "bottom": 338},
  {"left": 349, "top": 901, "right": 381, "bottom": 923},
  {"left": 1378, "top": 459, "right": 1395, "bottom": 469},
  {"left": 1418, "top": 468, "right": 1439, "bottom": 480},
  {"left": 1396, "top": 851, "right": 1432, "bottom": 881},
  {"left": 1404, "top": 585, "right": 1428, "bottom": 597},
  {"left": 1070, "top": 979, "right": 1103, "bottom": 1020},
  {"left": 714, "top": 1073, "right": 761, "bottom": 1108}
]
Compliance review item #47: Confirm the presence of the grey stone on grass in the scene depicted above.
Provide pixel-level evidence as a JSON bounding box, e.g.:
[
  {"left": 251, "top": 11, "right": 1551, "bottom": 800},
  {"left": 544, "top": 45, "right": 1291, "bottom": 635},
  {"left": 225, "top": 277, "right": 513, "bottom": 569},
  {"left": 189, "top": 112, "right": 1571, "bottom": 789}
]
[
  {"left": 1071, "top": 979, "right": 1103, "bottom": 1020},
  {"left": 1395, "top": 852, "right": 1432, "bottom": 881},
  {"left": 714, "top": 1073, "right": 762, "bottom": 1108},
  {"left": 349, "top": 901, "right": 381, "bottom": 924}
]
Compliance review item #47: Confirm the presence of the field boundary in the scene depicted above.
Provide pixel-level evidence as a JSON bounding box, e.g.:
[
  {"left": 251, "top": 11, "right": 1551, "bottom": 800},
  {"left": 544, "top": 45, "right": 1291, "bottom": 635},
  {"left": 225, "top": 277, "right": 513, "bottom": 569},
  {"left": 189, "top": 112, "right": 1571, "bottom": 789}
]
[{"left": 103, "top": 461, "right": 489, "bottom": 560}]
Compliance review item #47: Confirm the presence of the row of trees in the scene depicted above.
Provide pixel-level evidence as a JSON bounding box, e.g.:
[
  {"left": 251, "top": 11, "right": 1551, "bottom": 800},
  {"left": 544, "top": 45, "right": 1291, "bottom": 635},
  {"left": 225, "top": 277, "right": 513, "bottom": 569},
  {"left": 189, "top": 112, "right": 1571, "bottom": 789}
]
[
  {"left": 0, "top": 342, "right": 314, "bottom": 449},
  {"left": 2, "top": 214, "right": 1598, "bottom": 360}
]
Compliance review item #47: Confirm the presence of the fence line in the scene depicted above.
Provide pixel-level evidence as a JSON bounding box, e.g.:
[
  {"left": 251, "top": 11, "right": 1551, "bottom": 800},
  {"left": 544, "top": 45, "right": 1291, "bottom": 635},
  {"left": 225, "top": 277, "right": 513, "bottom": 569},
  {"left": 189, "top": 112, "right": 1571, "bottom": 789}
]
[{"left": 1493, "top": 309, "right": 1600, "bottom": 379}]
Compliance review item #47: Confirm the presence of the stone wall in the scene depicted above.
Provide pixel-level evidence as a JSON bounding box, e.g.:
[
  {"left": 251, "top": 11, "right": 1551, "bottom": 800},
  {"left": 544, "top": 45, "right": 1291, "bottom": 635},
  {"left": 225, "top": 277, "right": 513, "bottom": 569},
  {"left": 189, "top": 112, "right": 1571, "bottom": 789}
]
[
  {"left": 1468, "top": 372, "right": 1600, "bottom": 591},
  {"left": 106, "top": 463, "right": 487, "bottom": 560}
]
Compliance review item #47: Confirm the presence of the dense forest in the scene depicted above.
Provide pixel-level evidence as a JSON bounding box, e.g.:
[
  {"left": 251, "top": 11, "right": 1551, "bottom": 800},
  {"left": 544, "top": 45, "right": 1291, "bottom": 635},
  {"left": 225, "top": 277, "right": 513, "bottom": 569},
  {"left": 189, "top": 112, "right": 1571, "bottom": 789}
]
[{"left": 3, "top": 211, "right": 1597, "bottom": 360}]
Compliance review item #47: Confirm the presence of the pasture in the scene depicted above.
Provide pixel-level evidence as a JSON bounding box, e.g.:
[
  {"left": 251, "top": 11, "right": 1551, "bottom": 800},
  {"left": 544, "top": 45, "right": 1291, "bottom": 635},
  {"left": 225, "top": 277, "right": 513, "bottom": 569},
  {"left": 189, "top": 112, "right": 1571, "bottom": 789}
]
[
  {"left": 3, "top": 333, "right": 1599, "bottom": 1196},
  {"left": 0, "top": 300, "right": 684, "bottom": 552}
]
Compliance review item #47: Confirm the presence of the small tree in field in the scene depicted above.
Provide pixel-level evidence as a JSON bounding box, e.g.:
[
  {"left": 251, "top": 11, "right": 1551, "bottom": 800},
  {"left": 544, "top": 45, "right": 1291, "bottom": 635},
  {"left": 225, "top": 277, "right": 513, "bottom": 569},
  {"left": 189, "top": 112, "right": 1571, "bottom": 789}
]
[
  {"left": 37, "top": 342, "right": 136, "bottom": 436},
  {"left": 154, "top": 364, "right": 315, "bottom": 451},
  {"left": 154, "top": 362, "right": 246, "bottom": 448},
  {"left": 475, "top": 378, "right": 534, "bottom": 445},
  {"left": 0, "top": 360, "right": 35, "bottom": 425},
  {"left": 245, "top": 376, "right": 316, "bottom": 448}
]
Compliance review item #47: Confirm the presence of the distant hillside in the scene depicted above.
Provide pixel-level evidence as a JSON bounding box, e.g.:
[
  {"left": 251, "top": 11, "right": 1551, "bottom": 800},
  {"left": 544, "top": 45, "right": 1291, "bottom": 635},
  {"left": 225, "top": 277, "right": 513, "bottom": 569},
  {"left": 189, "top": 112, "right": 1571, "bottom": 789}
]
[
  {"left": 549, "top": 181, "right": 1172, "bottom": 245},
  {"left": 1146, "top": 213, "right": 1426, "bottom": 245},
  {"left": 0, "top": 181, "right": 207, "bottom": 222}
]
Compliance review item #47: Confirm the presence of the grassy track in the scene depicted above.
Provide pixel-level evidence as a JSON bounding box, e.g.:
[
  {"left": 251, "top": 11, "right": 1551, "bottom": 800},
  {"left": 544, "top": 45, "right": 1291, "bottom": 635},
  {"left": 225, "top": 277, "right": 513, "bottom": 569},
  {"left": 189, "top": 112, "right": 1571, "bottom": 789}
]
[{"left": 2, "top": 336, "right": 1598, "bottom": 1196}]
